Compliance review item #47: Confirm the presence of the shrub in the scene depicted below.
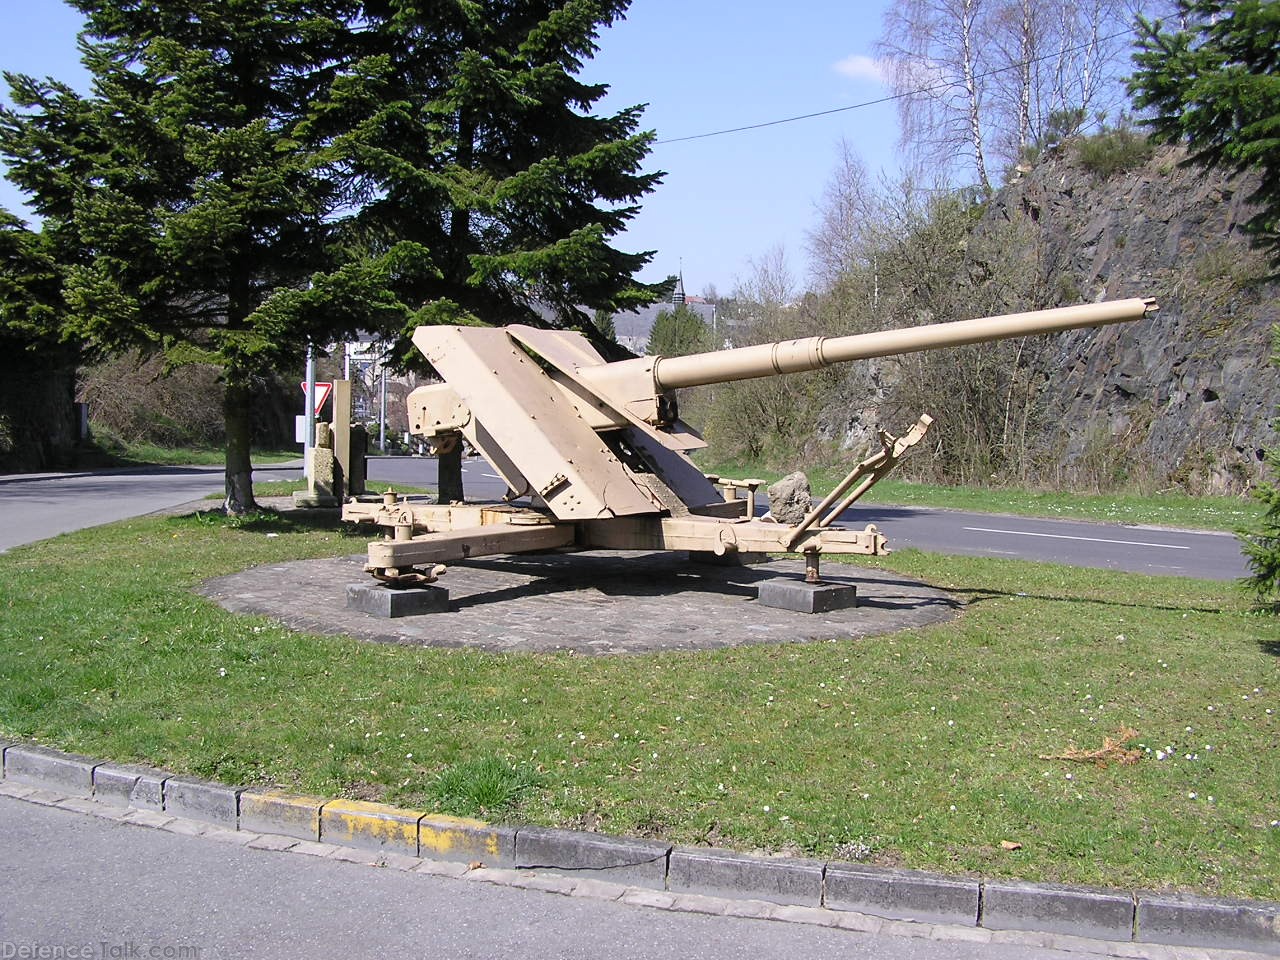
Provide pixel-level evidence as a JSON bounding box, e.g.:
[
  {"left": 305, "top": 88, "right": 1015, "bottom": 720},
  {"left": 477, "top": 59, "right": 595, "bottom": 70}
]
[{"left": 1075, "top": 125, "right": 1154, "bottom": 178}]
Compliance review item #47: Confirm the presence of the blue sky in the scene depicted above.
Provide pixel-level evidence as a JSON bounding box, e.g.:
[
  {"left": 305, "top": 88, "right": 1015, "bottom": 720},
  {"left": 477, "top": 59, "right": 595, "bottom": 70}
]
[{"left": 0, "top": 1, "right": 900, "bottom": 295}]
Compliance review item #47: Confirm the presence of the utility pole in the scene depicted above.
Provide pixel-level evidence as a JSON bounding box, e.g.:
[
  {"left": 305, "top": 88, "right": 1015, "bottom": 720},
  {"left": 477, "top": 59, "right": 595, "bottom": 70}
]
[
  {"left": 378, "top": 343, "right": 388, "bottom": 453},
  {"left": 303, "top": 340, "right": 316, "bottom": 480}
]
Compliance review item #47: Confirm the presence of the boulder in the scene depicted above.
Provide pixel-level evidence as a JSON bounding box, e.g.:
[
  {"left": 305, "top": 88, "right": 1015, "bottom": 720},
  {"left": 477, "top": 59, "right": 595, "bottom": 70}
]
[{"left": 767, "top": 472, "right": 812, "bottom": 526}]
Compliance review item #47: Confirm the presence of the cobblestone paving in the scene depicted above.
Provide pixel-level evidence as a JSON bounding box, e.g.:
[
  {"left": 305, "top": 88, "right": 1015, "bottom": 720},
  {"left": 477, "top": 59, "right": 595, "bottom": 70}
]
[{"left": 199, "top": 550, "right": 959, "bottom": 655}]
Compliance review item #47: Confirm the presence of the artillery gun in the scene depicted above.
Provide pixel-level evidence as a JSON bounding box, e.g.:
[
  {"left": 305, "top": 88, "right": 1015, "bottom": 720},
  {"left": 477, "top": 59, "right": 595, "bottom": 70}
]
[{"left": 342, "top": 297, "right": 1156, "bottom": 608}]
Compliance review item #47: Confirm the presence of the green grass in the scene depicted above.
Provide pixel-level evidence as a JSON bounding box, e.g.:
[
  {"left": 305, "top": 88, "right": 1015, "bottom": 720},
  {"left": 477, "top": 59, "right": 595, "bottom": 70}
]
[
  {"left": 429, "top": 755, "right": 542, "bottom": 819},
  {"left": 85, "top": 439, "right": 301, "bottom": 468},
  {"left": 204, "top": 481, "right": 437, "bottom": 499},
  {"left": 699, "top": 457, "right": 1258, "bottom": 533},
  {"left": 0, "top": 513, "right": 1276, "bottom": 898}
]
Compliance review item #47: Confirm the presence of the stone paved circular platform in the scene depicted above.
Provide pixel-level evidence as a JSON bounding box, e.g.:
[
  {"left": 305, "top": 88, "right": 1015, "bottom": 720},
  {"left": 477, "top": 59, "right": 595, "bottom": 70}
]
[{"left": 200, "top": 550, "right": 959, "bottom": 655}]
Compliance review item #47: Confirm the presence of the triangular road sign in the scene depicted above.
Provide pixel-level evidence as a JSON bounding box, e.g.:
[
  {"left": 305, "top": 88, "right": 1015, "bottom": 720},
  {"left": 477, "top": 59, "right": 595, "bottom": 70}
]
[{"left": 300, "top": 381, "right": 333, "bottom": 416}]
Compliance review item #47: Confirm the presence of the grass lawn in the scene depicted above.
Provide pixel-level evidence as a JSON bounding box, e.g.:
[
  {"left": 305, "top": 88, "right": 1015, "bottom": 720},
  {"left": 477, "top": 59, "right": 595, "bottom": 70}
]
[
  {"left": 87, "top": 441, "right": 301, "bottom": 468},
  {"left": 206, "top": 480, "right": 437, "bottom": 499},
  {"left": 698, "top": 457, "right": 1260, "bottom": 533},
  {"left": 0, "top": 511, "right": 1276, "bottom": 899}
]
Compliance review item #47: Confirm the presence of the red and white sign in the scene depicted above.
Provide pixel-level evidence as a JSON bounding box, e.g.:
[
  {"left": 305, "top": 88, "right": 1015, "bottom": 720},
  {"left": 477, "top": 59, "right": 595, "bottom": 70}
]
[{"left": 300, "top": 381, "right": 333, "bottom": 416}]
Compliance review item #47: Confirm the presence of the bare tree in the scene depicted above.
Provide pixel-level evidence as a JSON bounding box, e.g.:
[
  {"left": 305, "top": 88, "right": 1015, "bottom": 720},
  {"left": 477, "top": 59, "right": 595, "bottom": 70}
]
[
  {"left": 879, "top": 0, "right": 996, "bottom": 193},
  {"left": 1038, "top": 0, "right": 1133, "bottom": 138},
  {"left": 806, "top": 141, "right": 883, "bottom": 289},
  {"left": 703, "top": 247, "right": 841, "bottom": 463},
  {"left": 879, "top": 0, "right": 1154, "bottom": 186},
  {"left": 735, "top": 245, "right": 797, "bottom": 316}
]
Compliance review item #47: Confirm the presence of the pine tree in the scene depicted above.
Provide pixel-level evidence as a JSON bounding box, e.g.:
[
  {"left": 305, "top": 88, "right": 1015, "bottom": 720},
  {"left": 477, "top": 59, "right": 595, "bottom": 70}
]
[
  {"left": 1, "top": 1, "right": 662, "bottom": 509},
  {"left": 646, "top": 305, "right": 711, "bottom": 357},
  {"left": 0, "top": 210, "right": 80, "bottom": 469},
  {"left": 1, "top": 3, "right": 380, "bottom": 511},
  {"left": 309, "top": 1, "right": 662, "bottom": 334},
  {"left": 316, "top": 1, "right": 664, "bottom": 501},
  {"left": 1131, "top": 0, "right": 1280, "bottom": 261}
]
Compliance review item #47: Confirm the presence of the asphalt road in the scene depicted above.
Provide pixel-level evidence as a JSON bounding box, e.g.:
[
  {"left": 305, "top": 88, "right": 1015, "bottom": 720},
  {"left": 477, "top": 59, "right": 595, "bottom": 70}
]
[
  {"left": 0, "top": 463, "right": 301, "bottom": 553},
  {"left": 365, "top": 456, "right": 1249, "bottom": 581},
  {"left": 0, "top": 796, "right": 1078, "bottom": 960}
]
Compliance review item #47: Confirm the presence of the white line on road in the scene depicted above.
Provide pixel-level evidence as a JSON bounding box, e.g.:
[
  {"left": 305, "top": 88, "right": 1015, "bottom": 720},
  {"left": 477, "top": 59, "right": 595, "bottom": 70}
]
[{"left": 963, "top": 526, "right": 1191, "bottom": 550}]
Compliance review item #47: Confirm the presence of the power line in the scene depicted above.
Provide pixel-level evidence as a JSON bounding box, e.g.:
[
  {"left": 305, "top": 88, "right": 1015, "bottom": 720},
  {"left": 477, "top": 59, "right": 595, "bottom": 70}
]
[{"left": 655, "top": 29, "right": 1133, "bottom": 145}]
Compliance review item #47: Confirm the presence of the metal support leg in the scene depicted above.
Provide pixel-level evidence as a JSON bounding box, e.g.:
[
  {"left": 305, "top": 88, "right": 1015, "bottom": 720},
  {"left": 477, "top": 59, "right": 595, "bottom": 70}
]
[{"left": 805, "top": 551, "right": 821, "bottom": 584}]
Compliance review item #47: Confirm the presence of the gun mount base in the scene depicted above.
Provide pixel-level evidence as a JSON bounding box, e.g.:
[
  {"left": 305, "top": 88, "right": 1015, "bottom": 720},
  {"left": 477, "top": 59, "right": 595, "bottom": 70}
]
[
  {"left": 757, "top": 578, "right": 858, "bottom": 614},
  {"left": 342, "top": 495, "right": 892, "bottom": 601},
  {"left": 346, "top": 582, "right": 450, "bottom": 618}
]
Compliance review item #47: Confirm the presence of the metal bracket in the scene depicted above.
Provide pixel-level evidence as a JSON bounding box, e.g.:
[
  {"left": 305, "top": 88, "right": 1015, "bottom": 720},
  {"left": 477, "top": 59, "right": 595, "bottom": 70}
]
[{"left": 785, "top": 414, "right": 933, "bottom": 551}]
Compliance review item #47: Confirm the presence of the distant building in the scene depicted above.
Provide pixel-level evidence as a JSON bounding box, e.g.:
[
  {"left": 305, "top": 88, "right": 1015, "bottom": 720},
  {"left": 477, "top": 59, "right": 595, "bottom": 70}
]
[{"left": 613, "top": 274, "right": 718, "bottom": 354}]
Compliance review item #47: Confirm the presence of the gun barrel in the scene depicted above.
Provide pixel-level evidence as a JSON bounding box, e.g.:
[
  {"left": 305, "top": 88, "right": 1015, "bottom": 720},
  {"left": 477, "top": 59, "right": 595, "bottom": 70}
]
[{"left": 652, "top": 297, "right": 1156, "bottom": 391}]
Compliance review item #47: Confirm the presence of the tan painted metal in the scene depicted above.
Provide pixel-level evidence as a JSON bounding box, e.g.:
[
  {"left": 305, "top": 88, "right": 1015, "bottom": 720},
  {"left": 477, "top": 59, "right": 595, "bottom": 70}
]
[
  {"left": 581, "top": 516, "right": 887, "bottom": 556},
  {"left": 412, "top": 325, "right": 658, "bottom": 519},
  {"left": 366, "top": 522, "right": 576, "bottom": 570},
  {"left": 571, "top": 298, "right": 1156, "bottom": 423},
  {"left": 650, "top": 298, "right": 1157, "bottom": 390},
  {"left": 787, "top": 414, "right": 933, "bottom": 550}
]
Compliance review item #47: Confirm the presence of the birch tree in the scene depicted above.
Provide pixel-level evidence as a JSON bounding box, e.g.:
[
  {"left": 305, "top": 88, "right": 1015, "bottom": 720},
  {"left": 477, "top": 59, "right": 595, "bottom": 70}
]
[
  {"left": 879, "top": 0, "right": 1147, "bottom": 186},
  {"left": 879, "top": 0, "right": 996, "bottom": 193}
]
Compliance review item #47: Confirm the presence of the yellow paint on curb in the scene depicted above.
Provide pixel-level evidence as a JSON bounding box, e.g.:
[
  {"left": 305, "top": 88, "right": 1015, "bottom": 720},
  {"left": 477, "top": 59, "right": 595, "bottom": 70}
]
[
  {"left": 241, "top": 790, "right": 504, "bottom": 861},
  {"left": 419, "top": 813, "right": 502, "bottom": 860},
  {"left": 239, "top": 790, "right": 326, "bottom": 841},
  {"left": 321, "top": 798, "right": 424, "bottom": 853}
]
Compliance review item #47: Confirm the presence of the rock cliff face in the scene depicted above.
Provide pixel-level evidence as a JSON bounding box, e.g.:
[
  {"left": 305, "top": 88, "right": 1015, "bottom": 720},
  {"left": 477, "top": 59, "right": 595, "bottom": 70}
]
[{"left": 985, "top": 143, "right": 1278, "bottom": 493}]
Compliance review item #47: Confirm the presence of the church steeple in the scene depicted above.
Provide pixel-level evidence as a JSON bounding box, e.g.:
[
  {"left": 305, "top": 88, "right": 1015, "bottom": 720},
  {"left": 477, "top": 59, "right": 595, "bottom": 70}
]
[{"left": 672, "top": 271, "right": 686, "bottom": 305}]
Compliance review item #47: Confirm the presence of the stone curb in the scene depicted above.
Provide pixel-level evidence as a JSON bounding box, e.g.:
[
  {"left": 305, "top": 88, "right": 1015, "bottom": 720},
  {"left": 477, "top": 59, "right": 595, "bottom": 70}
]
[
  {"left": 163, "top": 777, "right": 242, "bottom": 828},
  {"left": 668, "top": 847, "right": 822, "bottom": 906},
  {"left": 321, "top": 798, "right": 423, "bottom": 856},
  {"left": 1138, "top": 894, "right": 1280, "bottom": 954},
  {"left": 982, "top": 879, "right": 1136, "bottom": 941},
  {"left": 2, "top": 741, "right": 1277, "bottom": 955},
  {"left": 3, "top": 743, "right": 98, "bottom": 796},
  {"left": 240, "top": 790, "right": 324, "bottom": 841},
  {"left": 418, "top": 813, "right": 517, "bottom": 868},
  {"left": 515, "top": 826, "right": 670, "bottom": 889},
  {"left": 825, "top": 862, "right": 980, "bottom": 926},
  {"left": 92, "top": 762, "right": 167, "bottom": 811}
]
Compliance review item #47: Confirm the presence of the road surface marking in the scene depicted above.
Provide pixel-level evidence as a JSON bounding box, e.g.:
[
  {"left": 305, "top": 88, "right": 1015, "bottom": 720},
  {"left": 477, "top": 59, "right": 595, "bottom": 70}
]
[{"left": 963, "top": 526, "right": 1190, "bottom": 550}]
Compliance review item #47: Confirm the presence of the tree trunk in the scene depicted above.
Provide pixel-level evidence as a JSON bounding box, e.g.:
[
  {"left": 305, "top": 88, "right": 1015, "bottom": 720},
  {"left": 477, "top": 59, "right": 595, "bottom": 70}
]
[
  {"left": 959, "top": 0, "right": 992, "bottom": 195},
  {"left": 437, "top": 442, "right": 464, "bottom": 504},
  {"left": 224, "top": 379, "right": 258, "bottom": 515},
  {"left": 1017, "top": 0, "right": 1032, "bottom": 156}
]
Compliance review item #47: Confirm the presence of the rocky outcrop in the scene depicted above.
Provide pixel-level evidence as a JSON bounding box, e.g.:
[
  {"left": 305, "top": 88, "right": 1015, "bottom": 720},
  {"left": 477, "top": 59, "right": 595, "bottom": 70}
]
[{"left": 985, "top": 144, "right": 1277, "bottom": 492}]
